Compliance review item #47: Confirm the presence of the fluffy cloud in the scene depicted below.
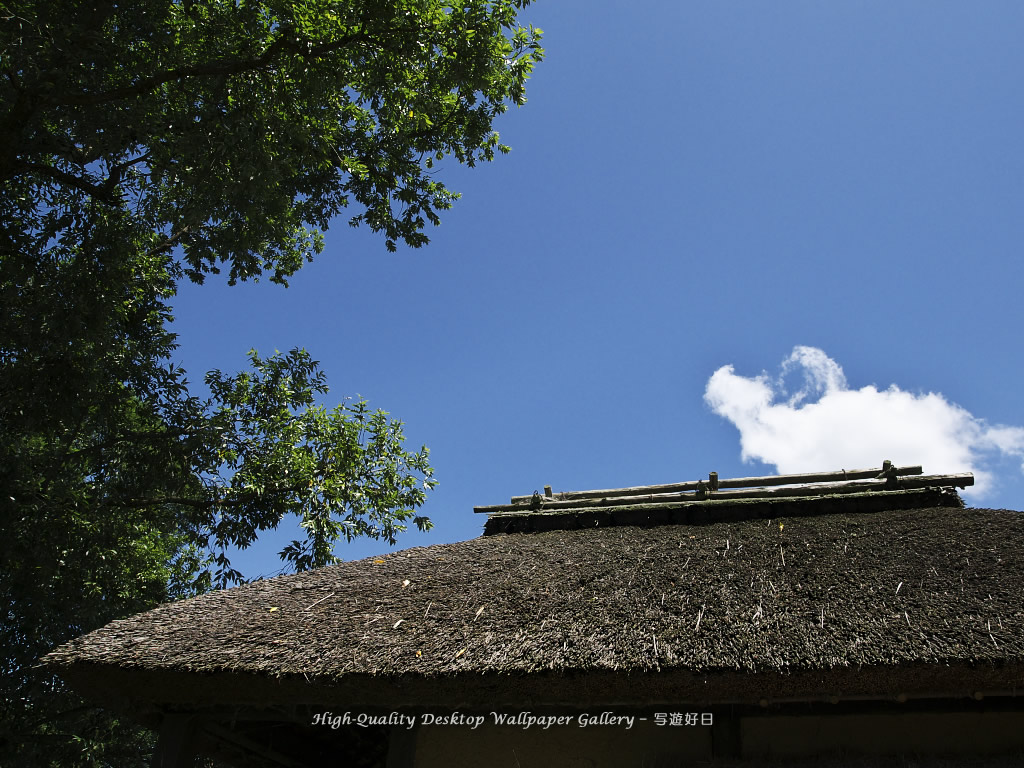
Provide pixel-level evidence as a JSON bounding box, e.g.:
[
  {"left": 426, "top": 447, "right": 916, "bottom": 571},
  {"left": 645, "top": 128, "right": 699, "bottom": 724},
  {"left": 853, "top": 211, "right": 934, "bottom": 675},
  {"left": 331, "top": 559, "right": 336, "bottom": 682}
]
[{"left": 704, "top": 346, "right": 1024, "bottom": 497}]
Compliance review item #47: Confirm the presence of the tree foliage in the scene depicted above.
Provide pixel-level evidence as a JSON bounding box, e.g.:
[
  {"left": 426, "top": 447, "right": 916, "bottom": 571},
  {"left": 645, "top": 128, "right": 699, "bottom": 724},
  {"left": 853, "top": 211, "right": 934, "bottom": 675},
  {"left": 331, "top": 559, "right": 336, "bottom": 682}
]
[
  {"left": 2, "top": 0, "right": 542, "bottom": 265},
  {"left": 0, "top": 0, "right": 542, "bottom": 764}
]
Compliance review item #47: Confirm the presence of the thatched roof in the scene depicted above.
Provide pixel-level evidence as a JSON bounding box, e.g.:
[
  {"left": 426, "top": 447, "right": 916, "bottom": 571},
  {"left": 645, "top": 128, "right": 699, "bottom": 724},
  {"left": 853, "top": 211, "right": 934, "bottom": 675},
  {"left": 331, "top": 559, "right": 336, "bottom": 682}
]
[{"left": 44, "top": 495, "right": 1024, "bottom": 715}]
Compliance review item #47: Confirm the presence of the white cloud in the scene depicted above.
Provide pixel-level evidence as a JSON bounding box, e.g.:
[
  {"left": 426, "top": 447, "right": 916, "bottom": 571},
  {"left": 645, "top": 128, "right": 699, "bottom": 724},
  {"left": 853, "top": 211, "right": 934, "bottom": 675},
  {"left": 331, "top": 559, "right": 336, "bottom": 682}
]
[{"left": 704, "top": 346, "right": 1024, "bottom": 497}]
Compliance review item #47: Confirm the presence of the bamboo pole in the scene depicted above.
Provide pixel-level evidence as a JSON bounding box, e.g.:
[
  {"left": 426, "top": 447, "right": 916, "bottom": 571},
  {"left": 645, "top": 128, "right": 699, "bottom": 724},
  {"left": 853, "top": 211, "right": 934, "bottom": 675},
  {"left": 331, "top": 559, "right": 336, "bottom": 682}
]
[
  {"left": 474, "top": 473, "right": 971, "bottom": 515},
  {"left": 507, "top": 465, "right": 923, "bottom": 506}
]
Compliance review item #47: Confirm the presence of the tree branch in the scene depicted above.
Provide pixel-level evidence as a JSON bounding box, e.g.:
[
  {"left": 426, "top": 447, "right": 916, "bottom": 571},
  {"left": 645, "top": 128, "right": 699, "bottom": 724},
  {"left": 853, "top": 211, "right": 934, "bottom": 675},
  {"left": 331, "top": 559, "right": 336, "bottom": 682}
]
[
  {"left": 66, "top": 424, "right": 213, "bottom": 461},
  {"left": 56, "top": 32, "right": 368, "bottom": 108},
  {"left": 18, "top": 150, "right": 150, "bottom": 205},
  {"left": 110, "top": 483, "right": 309, "bottom": 510},
  {"left": 22, "top": 162, "right": 120, "bottom": 204}
]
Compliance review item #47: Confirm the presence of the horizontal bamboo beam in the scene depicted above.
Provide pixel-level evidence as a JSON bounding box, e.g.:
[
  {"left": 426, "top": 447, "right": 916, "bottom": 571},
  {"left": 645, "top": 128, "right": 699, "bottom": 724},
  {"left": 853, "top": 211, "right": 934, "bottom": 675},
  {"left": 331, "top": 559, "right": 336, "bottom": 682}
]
[
  {"left": 503, "top": 465, "right": 924, "bottom": 507},
  {"left": 475, "top": 472, "right": 971, "bottom": 515},
  {"left": 717, "top": 465, "right": 924, "bottom": 490},
  {"left": 705, "top": 473, "right": 971, "bottom": 500}
]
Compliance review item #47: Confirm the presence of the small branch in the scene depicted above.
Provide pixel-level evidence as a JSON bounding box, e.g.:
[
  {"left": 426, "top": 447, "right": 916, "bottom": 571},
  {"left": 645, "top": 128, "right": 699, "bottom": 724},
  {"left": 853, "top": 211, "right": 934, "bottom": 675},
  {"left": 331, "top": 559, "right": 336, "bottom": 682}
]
[
  {"left": 304, "top": 592, "right": 335, "bottom": 611},
  {"left": 106, "top": 150, "right": 152, "bottom": 184},
  {"left": 145, "top": 225, "right": 195, "bottom": 258}
]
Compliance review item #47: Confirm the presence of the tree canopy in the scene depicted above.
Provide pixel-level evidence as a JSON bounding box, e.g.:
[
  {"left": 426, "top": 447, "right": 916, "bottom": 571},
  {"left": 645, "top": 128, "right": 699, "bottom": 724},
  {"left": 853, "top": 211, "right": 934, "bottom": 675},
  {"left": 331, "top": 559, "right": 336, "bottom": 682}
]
[
  {"left": 2, "top": 0, "right": 542, "bottom": 267},
  {"left": 0, "top": 0, "right": 542, "bottom": 763}
]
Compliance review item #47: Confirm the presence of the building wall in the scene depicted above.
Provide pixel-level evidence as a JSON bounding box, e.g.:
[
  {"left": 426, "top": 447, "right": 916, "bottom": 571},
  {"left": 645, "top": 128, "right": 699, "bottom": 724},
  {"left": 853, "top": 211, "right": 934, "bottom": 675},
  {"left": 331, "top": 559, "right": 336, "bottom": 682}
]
[
  {"left": 411, "top": 719, "right": 711, "bottom": 768},
  {"left": 405, "top": 710, "right": 1024, "bottom": 768},
  {"left": 742, "top": 710, "right": 1024, "bottom": 758}
]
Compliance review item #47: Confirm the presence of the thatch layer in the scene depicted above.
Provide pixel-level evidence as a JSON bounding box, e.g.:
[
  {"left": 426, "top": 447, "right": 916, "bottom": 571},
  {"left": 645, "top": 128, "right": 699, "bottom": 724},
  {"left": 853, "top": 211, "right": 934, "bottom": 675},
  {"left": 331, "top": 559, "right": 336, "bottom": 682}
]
[
  {"left": 44, "top": 506, "right": 1024, "bottom": 708},
  {"left": 482, "top": 487, "right": 960, "bottom": 534}
]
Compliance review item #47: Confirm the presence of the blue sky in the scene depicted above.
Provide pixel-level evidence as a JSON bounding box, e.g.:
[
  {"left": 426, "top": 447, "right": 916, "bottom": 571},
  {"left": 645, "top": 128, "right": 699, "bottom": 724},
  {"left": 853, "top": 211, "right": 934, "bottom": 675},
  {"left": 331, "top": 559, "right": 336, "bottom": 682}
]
[{"left": 171, "top": 1, "right": 1024, "bottom": 579}]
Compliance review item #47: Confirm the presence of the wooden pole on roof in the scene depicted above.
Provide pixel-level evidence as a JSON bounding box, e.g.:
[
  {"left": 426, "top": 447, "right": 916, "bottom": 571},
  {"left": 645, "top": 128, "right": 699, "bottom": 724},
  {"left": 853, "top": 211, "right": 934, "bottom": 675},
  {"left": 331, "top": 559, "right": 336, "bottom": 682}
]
[
  {"left": 475, "top": 472, "right": 972, "bottom": 514},
  {"left": 507, "top": 465, "right": 924, "bottom": 505}
]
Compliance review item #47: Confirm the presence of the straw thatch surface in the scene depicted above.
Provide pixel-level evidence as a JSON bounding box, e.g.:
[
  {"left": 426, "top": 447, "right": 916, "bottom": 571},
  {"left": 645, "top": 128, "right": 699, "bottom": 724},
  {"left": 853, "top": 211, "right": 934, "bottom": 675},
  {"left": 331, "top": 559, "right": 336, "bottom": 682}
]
[
  {"left": 481, "top": 487, "right": 958, "bottom": 534},
  {"left": 44, "top": 506, "right": 1024, "bottom": 710}
]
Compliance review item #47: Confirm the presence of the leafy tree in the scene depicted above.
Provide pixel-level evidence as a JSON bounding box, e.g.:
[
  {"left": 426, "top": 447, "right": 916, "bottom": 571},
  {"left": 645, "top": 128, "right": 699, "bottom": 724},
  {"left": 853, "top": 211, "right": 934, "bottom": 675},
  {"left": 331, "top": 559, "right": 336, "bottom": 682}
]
[
  {"left": 0, "top": 0, "right": 542, "bottom": 764},
  {"left": 2, "top": 0, "right": 542, "bottom": 267}
]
